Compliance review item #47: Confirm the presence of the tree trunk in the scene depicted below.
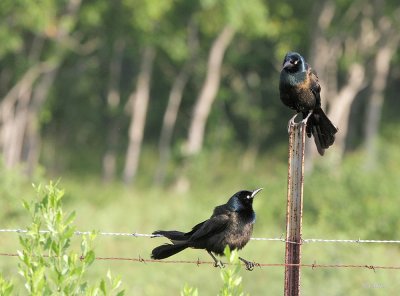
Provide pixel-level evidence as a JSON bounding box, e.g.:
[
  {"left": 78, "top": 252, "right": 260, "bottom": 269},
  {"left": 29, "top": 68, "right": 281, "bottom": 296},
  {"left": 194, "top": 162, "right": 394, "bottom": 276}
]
[
  {"left": 5, "top": 93, "right": 31, "bottom": 168},
  {"left": 102, "top": 39, "right": 125, "bottom": 182},
  {"left": 327, "top": 63, "right": 366, "bottom": 157},
  {"left": 153, "top": 63, "right": 192, "bottom": 185},
  {"left": 0, "top": 63, "right": 47, "bottom": 168},
  {"left": 25, "top": 67, "right": 59, "bottom": 175},
  {"left": 364, "top": 39, "right": 398, "bottom": 166},
  {"left": 185, "top": 25, "right": 235, "bottom": 155},
  {"left": 154, "top": 22, "right": 198, "bottom": 186},
  {"left": 123, "top": 46, "right": 156, "bottom": 184}
]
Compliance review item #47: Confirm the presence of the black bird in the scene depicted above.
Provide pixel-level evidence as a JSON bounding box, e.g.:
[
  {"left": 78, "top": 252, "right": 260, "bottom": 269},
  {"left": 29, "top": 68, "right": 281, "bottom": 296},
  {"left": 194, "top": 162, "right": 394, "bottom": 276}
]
[
  {"left": 151, "top": 188, "right": 263, "bottom": 270},
  {"left": 279, "top": 52, "right": 338, "bottom": 155}
]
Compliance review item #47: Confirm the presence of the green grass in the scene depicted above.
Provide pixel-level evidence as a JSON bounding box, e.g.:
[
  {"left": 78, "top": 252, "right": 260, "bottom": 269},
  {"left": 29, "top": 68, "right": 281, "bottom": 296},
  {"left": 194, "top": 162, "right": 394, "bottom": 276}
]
[{"left": 1, "top": 142, "right": 400, "bottom": 295}]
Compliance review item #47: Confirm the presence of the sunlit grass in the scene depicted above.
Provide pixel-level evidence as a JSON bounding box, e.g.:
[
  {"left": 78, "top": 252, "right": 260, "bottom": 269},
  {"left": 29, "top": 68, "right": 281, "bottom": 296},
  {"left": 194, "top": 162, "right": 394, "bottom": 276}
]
[{"left": 1, "top": 142, "right": 400, "bottom": 294}]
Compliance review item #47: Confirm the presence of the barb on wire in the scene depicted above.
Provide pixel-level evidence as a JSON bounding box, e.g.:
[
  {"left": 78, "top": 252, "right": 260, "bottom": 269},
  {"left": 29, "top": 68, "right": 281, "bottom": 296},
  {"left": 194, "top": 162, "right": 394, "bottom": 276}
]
[
  {"left": 1, "top": 253, "right": 399, "bottom": 270},
  {"left": 1, "top": 229, "right": 400, "bottom": 245}
]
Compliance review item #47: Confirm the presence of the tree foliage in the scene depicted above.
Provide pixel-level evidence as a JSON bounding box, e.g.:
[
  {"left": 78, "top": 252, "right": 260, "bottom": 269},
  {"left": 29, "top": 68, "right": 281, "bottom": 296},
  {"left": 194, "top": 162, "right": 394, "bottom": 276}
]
[{"left": 0, "top": 0, "right": 398, "bottom": 182}]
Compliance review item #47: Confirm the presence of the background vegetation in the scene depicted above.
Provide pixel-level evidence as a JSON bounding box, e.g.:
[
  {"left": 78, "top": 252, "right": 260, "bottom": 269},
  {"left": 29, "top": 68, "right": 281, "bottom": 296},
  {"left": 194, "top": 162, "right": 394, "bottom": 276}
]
[{"left": 1, "top": 0, "right": 399, "bottom": 295}]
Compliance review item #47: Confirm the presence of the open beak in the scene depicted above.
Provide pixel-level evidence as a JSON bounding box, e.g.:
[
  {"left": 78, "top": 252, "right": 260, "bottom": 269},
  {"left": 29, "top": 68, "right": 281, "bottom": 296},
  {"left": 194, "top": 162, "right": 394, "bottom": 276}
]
[{"left": 251, "top": 188, "right": 263, "bottom": 198}]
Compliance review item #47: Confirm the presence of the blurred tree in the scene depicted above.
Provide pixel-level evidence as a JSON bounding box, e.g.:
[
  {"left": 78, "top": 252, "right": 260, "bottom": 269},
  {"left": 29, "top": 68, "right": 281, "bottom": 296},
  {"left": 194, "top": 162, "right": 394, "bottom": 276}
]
[
  {"left": 307, "top": 0, "right": 367, "bottom": 163},
  {"left": 154, "top": 18, "right": 199, "bottom": 186},
  {"left": 363, "top": 5, "right": 400, "bottom": 167},
  {"left": 305, "top": 0, "right": 400, "bottom": 168},
  {"left": 185, "top": 24, "right": 235, "bottom": 155},
  {"left": 0, "top": 0, "right": 96, "bottom": 174},
  {"left": 123, "top": 46, "right": 156, "bottom": 184},
  {"left": 0, "top": 0, "right": 398, "bottom": 182},
  {"left": 102, "top": 38, "right": 126, "bottom": 182},
  {"left": 185, "top": 0, "right": 271, "bottom": 156},
  {"left": 93, "top": 0, "right": 128, "bottom": 182},
  {"left": 122, "top": 0, "right": 173, "bottom": 184}
]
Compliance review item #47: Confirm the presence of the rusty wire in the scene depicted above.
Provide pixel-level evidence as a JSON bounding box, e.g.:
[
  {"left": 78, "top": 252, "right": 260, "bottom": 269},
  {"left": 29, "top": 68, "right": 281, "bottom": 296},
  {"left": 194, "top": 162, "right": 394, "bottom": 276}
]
[{"left": 1, "top": 252, "right": 399, "bottom": 270}]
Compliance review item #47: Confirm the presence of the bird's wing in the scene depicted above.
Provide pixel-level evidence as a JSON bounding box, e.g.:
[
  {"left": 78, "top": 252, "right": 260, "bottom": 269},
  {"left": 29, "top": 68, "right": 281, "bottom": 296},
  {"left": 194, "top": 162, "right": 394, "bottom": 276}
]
[
  {"left": 307, "top": 64, "right": 321, "bottom": 107},
  {"left": 178, "top": 220, "right": 207, "bottom": 238},
  {"left": 188, "top": 214, "right": 230, "bottom": 242}
]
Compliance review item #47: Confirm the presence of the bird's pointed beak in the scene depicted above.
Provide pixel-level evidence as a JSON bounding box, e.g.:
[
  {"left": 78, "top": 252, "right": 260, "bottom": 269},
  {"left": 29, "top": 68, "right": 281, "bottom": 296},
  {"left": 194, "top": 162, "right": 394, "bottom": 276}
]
[
  {"left": 251, "top": 188, "right": 263, "bottom": 198},
  {"left": 282, "top": 60, "right": 292, "bottom": 69}
]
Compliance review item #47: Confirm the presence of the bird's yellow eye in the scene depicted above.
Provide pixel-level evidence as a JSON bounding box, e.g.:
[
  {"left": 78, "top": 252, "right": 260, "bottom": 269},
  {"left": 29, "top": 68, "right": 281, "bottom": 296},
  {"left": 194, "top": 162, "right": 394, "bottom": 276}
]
[
  {"left": 246, "top": 195, "right": 251, "bottom": 199},
  {"left": 294, "top": 60, "right": 298, "bottom": 65}
]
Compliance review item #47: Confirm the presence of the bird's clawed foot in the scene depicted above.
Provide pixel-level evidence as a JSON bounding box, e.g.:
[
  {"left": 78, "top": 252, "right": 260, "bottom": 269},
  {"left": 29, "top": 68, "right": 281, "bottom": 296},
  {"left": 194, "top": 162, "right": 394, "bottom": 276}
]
[
  {"left": 301, "top": 110, "right": 313, "bottom": 125},
  {"left": 239, "top": 257, "right": 257, "bottom": 271},
  {"left": 213, "top": 260, "right": 225, "bottom": 269},
  {"left": 208, "top": 251, "right": 225, "bottom": 269},
  {"left": 287, "top": 113, "right": 300, "bottom": 133}
]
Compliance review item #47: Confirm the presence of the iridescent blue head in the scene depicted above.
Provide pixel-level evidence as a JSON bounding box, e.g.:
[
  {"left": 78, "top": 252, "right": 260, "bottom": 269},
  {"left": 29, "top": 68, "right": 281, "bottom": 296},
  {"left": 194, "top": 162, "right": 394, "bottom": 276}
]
[
  {"left": 227, "top": 188, "right": 263, "bottom": 212},
  {"left": 282, "top": 52, "right": 306, "bottom": 73}
]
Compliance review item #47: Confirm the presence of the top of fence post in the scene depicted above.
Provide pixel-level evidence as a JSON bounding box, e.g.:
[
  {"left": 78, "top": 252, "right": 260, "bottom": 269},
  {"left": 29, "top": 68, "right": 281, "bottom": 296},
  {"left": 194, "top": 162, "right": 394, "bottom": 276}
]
[{"left": 284, "top": 121, "right": 306, "bottom": 296}]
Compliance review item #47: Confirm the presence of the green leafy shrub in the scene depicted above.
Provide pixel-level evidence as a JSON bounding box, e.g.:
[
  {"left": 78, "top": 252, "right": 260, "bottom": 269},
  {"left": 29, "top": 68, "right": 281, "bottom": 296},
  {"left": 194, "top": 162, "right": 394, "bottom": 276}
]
[
  {"left": 181, "top": 284, "right": 198, "bottom": 296},
  {"left": 0, "top": 274, "right": 13, "bottom": 296},
  {"left": 6, "top": 182, "right": 124, "bottom": 295},
  {"left": 219, "top": 247, "right": 248, "bottom": 296}
]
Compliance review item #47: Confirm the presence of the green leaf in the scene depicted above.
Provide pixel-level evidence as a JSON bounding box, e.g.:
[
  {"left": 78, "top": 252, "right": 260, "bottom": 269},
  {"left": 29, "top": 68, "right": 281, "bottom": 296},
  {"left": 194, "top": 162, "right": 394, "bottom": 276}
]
[
  {"left": 0, "top": 273, "right": 14, "bottom": 296},
  {"left": 99, "top": 279, "right": 106, "bottom": 295},
  {"left": 84, "top": 250, "right": 96, "bottom": 265},
  {"left": 65, "top": 211, "right": 76, "bottom": 226},
  {"left": 22, "top": 200, "right": 30, "bottom": 211},
  {"left": 181, "top": 283, "right": 198, "bottom": 296}
]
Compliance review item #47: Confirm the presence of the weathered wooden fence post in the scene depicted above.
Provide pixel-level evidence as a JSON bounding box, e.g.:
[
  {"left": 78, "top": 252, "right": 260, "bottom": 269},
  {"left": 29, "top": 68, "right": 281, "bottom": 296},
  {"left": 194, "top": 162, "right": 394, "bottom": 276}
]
[{"left": 284, "top": 121, "right": 306, "bottom": 296}]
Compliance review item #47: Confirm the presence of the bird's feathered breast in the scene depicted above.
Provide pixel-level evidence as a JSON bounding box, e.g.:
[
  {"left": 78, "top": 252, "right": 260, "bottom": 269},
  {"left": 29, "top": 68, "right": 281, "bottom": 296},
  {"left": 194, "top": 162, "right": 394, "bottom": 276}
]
[
  {"left": 280, "top": 65, "right": 318, "bottom": 112},
  {"left": 223, "top": 211, "right": 254, "bottom": 251},
  {"left": 280, "top": 69, "right": 307, "bottom": 88}
]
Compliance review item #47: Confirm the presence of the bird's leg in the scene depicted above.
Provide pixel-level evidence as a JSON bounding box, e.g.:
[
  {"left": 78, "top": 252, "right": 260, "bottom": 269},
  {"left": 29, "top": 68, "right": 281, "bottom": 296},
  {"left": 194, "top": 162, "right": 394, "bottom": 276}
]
[
  {"left": 208, "top": 251, "right": 224, "bottom": 268},
  {"left": 301, "top": 110, "right": 313, "bottom": 125},
  {"left": 287, "top": 112, "right": 300, "bottom": 133},
  {"left": 239, "top": 257, "right": 256, "bottom": 271}
]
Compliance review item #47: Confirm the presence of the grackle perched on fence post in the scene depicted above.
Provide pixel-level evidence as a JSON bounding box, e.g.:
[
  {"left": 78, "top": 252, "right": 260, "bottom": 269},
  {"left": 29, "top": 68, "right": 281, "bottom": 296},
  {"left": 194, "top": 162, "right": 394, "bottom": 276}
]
[{"left": 279, "top": 52, "right": 338, "bottom": 155}]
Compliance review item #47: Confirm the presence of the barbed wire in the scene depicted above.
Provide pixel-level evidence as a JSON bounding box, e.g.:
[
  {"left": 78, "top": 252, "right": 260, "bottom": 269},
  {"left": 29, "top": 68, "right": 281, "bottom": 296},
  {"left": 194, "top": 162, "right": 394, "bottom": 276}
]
[
  {"left": 2, "top": 229, "right": 400, "bottom": 270},
  {"left": 1, "top": 252, "right": 399, "bottom": 271},
  {"left": 1, "top": 229, "right": 400, "bottom": 245}
]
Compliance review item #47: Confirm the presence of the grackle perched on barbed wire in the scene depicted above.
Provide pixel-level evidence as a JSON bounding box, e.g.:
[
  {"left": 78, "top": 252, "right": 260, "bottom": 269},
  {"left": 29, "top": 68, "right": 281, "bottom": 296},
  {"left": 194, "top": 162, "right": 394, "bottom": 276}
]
[
  {"left": 151, "top": 188, "right": 262, "bottom": 271},
  {"left": 279, "top": 52, "right": 338, "bottom": 155}
]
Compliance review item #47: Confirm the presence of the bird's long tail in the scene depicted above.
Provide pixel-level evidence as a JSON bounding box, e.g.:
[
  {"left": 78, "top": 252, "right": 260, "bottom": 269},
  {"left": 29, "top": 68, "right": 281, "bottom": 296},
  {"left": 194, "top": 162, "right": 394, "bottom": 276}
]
[
  {"left": 151, "top": 243, "right": 188, "bottom": 259},
  {"left": 306, "top": 107, "right": 338, "bottom": 155}
]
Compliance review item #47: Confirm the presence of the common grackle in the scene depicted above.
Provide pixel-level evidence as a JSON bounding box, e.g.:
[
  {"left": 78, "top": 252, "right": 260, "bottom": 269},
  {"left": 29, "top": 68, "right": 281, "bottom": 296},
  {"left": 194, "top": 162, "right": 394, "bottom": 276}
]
[
  {"left": 151, "top": 188, "right": 262, "bottom": 270},
  {"left": 279, "top": 52, "right": 338, "bottom": 155}
]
